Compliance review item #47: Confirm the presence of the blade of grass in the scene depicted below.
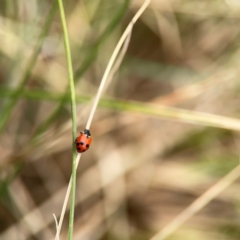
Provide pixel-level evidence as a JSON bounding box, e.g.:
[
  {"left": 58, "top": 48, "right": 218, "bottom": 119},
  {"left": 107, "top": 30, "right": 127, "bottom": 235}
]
[
  {"left": 57, "top": 1, "right": 77, "bottom": 240},
  {"left": 0, "top": 0, "right": 58, "bottom": 134},
  {"left": 99, "top": 98, "right": 240, "bottom": 131},
  {"left": 2, "top": 87, "right": 240, "bottom": 132}
]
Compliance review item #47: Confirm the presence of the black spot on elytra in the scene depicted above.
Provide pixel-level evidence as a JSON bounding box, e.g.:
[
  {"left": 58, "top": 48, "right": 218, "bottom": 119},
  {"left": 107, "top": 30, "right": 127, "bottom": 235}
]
[
  {"left": 80, "top": 142, "right": 84, "bottom": 145},
  {"left": 86, "top": 144, "right": 89, "bottom": 148},
  {"left": 77, "top": 147, "right": 81, "bottom": 151},
  {"left": 76, "top": 143, "right": 80, "bottom": 146}
]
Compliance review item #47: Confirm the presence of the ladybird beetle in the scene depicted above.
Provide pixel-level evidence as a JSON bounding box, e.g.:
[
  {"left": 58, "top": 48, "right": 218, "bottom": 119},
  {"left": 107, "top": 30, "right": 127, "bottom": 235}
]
[{"left": 75, "top": 129, "right": 92, "bottom": 153}]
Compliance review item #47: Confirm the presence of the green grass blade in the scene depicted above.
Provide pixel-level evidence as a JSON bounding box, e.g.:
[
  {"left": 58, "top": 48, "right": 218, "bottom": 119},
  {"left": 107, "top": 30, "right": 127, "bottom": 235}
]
[
  {"left": 57, "top": 0, "right": 77, "bottom": 239},
  {"left": 1, "top": 87, "right": 240, "bottom": 132}
]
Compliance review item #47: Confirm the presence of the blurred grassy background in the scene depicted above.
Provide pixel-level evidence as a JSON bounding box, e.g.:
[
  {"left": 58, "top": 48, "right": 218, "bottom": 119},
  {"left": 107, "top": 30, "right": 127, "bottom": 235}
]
[{"left": 1, "top": 0, "right": 240, "bottom": 239}]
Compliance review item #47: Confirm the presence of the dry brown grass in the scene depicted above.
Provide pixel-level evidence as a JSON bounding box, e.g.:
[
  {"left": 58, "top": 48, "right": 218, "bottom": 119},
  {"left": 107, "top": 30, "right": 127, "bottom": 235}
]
[{"left": 1, "top": 0, "right": 240, "bottom": 240}]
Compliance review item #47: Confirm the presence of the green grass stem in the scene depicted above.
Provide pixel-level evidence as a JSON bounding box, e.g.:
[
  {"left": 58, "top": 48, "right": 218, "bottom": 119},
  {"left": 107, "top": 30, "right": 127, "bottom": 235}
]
[{"left": 57, "top": 1, "right": 77, "bottom": 240}]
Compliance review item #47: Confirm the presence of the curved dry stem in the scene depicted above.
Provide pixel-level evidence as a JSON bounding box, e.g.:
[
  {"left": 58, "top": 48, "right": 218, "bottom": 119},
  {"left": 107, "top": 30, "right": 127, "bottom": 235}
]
[
  {"left": 104, "top": 21, "right": 133, "bottom": 91},
  {"left": 86, "top": 0, "right": 151, "bottom": 130}
]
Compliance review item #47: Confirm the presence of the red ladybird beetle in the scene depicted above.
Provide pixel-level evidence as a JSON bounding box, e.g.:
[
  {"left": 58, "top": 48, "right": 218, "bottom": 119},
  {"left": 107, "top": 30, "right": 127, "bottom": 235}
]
[{"left": 75, "top": 129, "right": 92, "bottom": 153}]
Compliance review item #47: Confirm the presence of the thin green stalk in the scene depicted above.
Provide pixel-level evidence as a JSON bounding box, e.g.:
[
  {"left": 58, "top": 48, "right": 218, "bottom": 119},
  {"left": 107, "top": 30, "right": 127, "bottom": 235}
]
[
  {"left": 57, "top": 1, "right": 77, "bottom": 240},
  {"left": 0, "top": 0, "right": 58, "bottom": 134}
]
